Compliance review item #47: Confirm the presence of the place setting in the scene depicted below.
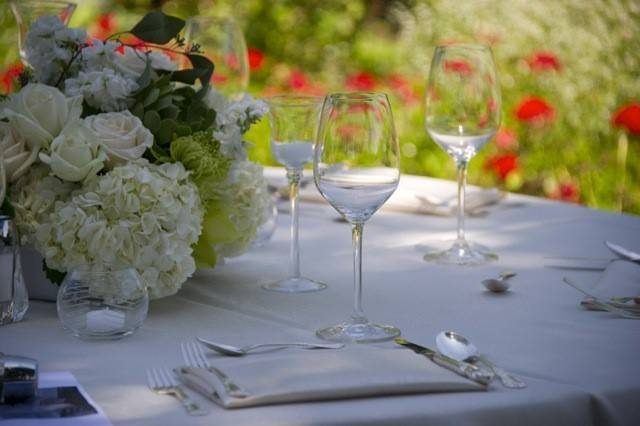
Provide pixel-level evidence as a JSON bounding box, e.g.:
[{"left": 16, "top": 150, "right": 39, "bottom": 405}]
[{"left": 1, "top": 0, "right": 639, "bottom": 425}]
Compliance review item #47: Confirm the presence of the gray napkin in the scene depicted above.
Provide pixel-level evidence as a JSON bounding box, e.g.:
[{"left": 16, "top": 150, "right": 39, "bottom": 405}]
[
  {"left": 588, "top": 260, "right": 640, "bottom": 302},
  {"left": 175, "top": 346, "right": 485, "bottom": 408}
]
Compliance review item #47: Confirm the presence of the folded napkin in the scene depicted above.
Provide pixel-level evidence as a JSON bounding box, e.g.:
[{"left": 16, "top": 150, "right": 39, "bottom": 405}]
[
  {"left": 263, "top": 166, "right": 504, "bottom": 217},
  {"left": 587, "top": 260, "right": 640, "bottom": 303},
  {"left": 175, "top": 345, "right": 485, "bottom": 409}
]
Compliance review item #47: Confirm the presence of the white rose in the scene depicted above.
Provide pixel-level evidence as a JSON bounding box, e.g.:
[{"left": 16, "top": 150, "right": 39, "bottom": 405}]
[
  {"left": 118, "top": 47, "right": 177, "bottom": 78},
  {"left": 1, "top": 83, "right": 82, "bottom": 151},
  {"left": 84, "top": 111, "right": 153, "bottom": 168},
  {"left": 0, "top": 122, "right": 38, "bottom": 182},
  {"left": 39, "top": 121, "right": 107, "bottom": 182}
]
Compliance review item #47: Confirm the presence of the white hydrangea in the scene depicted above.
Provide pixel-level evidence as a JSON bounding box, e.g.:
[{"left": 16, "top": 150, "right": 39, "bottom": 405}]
[
  {"left": 24, "top": 16, "right": 87, "bottom": 85},
  {"left": 35, "top": 160, "right": 204, "bottom": 299},
  {"left": 80, "top": 40, "right": 123, "bottom": 74},
  {"left": 210, "top": 160, "right": 272, "bottom": 257},
  {"left": 8, "top": 164, "right": 78, "bottom": 245},
  {"left": 65, "top": 69, "right": 138, "bottom": 112}
]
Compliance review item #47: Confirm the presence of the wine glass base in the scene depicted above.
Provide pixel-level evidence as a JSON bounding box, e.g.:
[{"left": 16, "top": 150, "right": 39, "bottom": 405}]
[
  {"left": 423, "top": 240, "right": 497, "bottom": 266},
  {"left": 262, "top": 277, "right": 327, "bottom": 293},
  {"left": 316, "top": 318, "right": 401, "bottom": 343}
]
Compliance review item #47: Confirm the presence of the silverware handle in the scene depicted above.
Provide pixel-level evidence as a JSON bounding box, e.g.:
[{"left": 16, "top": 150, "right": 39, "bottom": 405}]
[
  {"left": 431, "top": 353, "right": 495, "bottom": 386},
  {"left": 248, "top": 343, "right": 342, "bottom": 351},
  {"left": 172, "top": 385, "right": 209, "bottom": 416},
  {"left": 478, "top": 355, "right": 526, "bottom": 389}
]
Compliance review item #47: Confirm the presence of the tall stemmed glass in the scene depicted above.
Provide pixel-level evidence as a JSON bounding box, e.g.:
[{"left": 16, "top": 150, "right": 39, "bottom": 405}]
[
  {"left": 424, "top": 44, "right": 501, "bottom": 266},
  {"left": 183, "top": 17, "right": 249, "bottom": 100},
  {"left": 10, "top": 0, "right": 77, "bottom": 66},
  {"left": 263, "top": 95, "right": 327, "bottom": 293},
  {"left": 314, "top": 92, "right": 401, "bottom": 342}
]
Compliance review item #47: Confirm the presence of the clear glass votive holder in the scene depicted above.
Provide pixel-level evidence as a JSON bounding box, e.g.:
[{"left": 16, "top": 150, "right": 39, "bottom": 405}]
[{"left": 57, "top": 266, "right": 148, "bottom": 340}]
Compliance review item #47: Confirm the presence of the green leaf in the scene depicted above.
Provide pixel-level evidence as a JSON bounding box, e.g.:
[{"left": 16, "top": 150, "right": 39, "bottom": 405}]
[
  {"left": 149, "top": 144, "right": 172, "bottom": 163},
  {"left": 131, "top": 102, "right": 145, "bottom": 119},
  {"left": 42, "top": 261, "right": 66, "bottom": 286},
  {"left": 143, "top": 88, "right": 160, "bottom": 107},
  {"left": 130, "top": 11, "right": 185, "bottom": 45},
  {"left": 152, "top": 95, "right": 173, "bottom": 111},
  {"left": 158, "top": 119, "right": 177, "bottom": 144},
  {"left": 161, "top": 105, "right": 179, "bottom": 119},
  {"left": 143, "top": 110, "right": 162, "bottom": 133},
  {"left": 136, "top": 57, "right": 152, "bottom": 89}
]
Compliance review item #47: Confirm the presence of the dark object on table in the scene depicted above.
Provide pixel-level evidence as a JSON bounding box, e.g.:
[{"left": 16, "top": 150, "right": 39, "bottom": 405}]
[
  {"left": 0, "top": 386, "right": 97, "bottom": 419},
  {"left": 0, "top": 353, "right": 38, "bottom": 403}
]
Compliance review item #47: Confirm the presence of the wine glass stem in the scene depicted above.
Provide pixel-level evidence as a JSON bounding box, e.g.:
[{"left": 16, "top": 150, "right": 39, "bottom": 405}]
[
  {"left": 456, "top": 161, "right": 468, "bottom": 243},
  {"left": 352, "top": 222, "right": 366, "bottom": 322},
  {"left": 287, "top": 168, "right": 302, "bottom": 278}
]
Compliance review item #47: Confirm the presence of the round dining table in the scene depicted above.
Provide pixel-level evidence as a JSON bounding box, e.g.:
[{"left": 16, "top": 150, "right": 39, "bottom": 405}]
[{"left": 2, "top": 170, "right": 639, "bottom": 426}]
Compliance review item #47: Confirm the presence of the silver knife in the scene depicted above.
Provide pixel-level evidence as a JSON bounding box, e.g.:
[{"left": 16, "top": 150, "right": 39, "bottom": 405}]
[{"left": 395, "top": 338, "right": 494, "bottom": 386}]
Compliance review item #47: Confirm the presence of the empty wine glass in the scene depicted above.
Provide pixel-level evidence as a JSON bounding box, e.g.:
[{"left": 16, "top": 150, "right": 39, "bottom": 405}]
[
  {"left": 10, "top": 0, "right": 77, "bottom": 66},
  {"left": 314, "top": 92, "right": 401, "bottom": 342},
  {"left": 423, "top": 44, "right": 501, "bottom": 266},
  {"left": 183, "top": 16, "right": 249, "bottom": 99},
  {"left": 262, "top": 95, "right": 326, "bottom": 293}
]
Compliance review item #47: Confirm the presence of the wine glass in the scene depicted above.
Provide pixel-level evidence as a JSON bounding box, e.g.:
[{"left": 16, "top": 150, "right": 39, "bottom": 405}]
[
  {"left": 0, "top": 154, "right": 5, "bottom": 208},
  {"left": 423, "top": 44, "right": 501, "bottom": 266},
  {"left": 10, "top": 0, "right": 77, "bottom": 66},
  {"left": 314, "top": 92, "right": 401, "bottom": 342},
  {"left": 183, "top": 17, "right": 249, "bottom": 99},
  {"left": 262, "top": 95, "right": 327, "bottom": 293}
]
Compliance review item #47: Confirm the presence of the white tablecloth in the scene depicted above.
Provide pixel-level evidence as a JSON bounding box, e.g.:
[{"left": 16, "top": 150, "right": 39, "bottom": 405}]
[{"left": 2, "top": 173, "right": 640, "bottom": 425}]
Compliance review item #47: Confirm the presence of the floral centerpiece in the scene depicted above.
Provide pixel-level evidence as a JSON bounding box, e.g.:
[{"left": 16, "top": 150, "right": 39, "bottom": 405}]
[{"left": 0, "top": 12, "right": 270, "bottom": 299}]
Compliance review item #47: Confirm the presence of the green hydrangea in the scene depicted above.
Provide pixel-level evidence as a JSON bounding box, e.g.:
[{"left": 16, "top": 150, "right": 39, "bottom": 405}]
[{"left": 169, "top": 131, "right": 231, "bottom": 203}]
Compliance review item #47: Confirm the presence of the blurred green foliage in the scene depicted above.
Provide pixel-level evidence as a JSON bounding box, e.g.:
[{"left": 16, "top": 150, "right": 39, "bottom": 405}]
[{"left": 1, "top": 0, "right": 638, "bottom": 213}]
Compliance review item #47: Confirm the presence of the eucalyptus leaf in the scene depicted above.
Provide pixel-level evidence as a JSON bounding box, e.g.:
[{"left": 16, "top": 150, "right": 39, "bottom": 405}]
[
  {"left": 143, "top": 88, "right": 161, "bottom": 107},
  {"left": 136, "top": 57, "right": 152, "bottom": 89},
  {"left": 143, "top": 110, "right": 162, "bottom": 132},
  {"left": 130, "top": 11, "right": 185, "bottom": 45}
]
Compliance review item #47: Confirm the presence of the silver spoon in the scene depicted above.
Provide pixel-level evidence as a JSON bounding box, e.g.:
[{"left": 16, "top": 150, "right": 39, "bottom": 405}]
[
  {"left": 482, "top": 271, "right": 517, "bottom": 293},
  {"left": 436, "top": 331, "right": 526, "bottom": 389},
  {"left": 197, "top": 338, "right": 344, "bottom": 356}
]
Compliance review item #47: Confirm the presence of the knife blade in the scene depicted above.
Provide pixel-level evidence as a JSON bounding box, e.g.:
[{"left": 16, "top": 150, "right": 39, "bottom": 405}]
[{"left": 395, "top": 338, "right": 494, "bottom": 386}]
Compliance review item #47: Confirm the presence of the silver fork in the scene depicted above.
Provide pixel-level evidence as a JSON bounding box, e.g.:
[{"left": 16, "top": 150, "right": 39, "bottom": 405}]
[
  {"left": 146, "top": 367, "right": 209, "bottom": 416},
  {"left": 562, "top": 277, "right": 640, "bottom": 320},
  {"left": 181, "top": 342, "right": 249, "bottom": 398}
]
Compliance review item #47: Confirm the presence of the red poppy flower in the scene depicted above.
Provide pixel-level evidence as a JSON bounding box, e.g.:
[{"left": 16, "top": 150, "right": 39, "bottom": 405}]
[
  {"left": 345, "top": 71, "right": 376, "bottom": 91},
  {"left": 484, "top": 153, "right": 518, "bottom": 180},
  {"left": 1, "top": 63, "right": 24, "bottom": 94},
  {"left": 288, "top": 70, "right": 308, "bottom": 90},
  {"left": 611, "top": 103, "right": 640, "bottom": 136},
  {"left": 495, "top": 128, "right": 518, "bottom": 150},
  {"left": 514, "top": 96, "right": 555, "bottom": 123},
  {"left": 444, "top": 60, "right": 472, "bottom": 76},
  {"left": 386, "top": 73, "right": 419, "bottom": 104},
  {"left": 248, "top": 47, "right": 265, "bottom": 71},
  {"left": 550, "top": 181, "right": 580, "bottom": 203},
  {"left": 527, "top": 51, "right": 561, "bottom": 72}
]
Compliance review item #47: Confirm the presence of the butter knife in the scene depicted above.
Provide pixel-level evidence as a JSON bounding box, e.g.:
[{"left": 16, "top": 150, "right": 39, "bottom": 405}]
[{"left": 395, "top": 338, "right": 494, "bottom": 386}]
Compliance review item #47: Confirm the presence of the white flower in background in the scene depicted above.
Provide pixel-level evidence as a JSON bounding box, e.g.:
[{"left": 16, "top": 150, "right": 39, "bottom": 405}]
[
  {"left": 0, "top": 83, "right": 82, "bottom": 150},
  {"left": 65, "top": 69, "right": 138, "bottom": 112},
  {"left": 8, "top": 164, "right": 77, "bottom": 244},
  {"left": 209, "top": 92, "right": 268, "bottom": 160},
  {"left": 0, "top": 122, "right": 38, "bottom": 182},
  {"left": 210, "top": 160, "right": 271, "bottom": 257},
  {"left": 35, "top": 160, "right": 203, "bottom": 299},
  {"left": 80, "top": 39, "right": 123, "bottom": 73},
  {"left": 84, "top": 111, "right": 153, "bottom": 168},
  {"left": 24, "top": 16, "right": 87, "bottom": 85},
  {"left": 118, "top": 47, "right": 176, "bottom": 77},
  {"left": 39, "top": 121, "right": 107, "bottom": 182}
]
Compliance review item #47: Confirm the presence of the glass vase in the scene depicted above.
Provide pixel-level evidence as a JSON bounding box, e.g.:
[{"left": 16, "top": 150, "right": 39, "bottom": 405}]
[{"left": 57, "top": 266, "right": 148, "bottom": 340}]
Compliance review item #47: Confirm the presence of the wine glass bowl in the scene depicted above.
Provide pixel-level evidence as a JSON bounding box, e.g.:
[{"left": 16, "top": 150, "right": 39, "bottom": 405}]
[
  {"left": 262, "top": 95, "right": 326, "bottom": 293},
  {"left": 423, "top": 44, "right": 501, "bottom": 266},
  {"left": 314, "top": 92, "right": 401, "bottom": 342},
  {"left": 183, "top": 17, "right": 249, "bottom": 99},
  {"left": 10, "top": 0, "right": 77, "bottom": 67}
]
